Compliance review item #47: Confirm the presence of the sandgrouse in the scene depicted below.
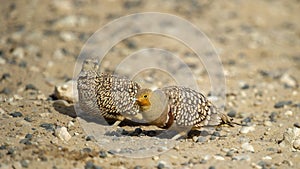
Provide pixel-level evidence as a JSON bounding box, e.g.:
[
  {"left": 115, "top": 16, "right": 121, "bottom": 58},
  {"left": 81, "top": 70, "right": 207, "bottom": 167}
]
[
  {"left": 135, "top": 86, "right": 233, "bottom": 139},
  {"left": 77, "top": 59, "right": 141, "bottom": 126}
]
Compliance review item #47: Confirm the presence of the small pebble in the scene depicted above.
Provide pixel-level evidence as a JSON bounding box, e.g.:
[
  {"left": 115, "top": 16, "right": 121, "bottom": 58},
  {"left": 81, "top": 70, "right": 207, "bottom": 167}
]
[
  {"left": 240, "top": 84, "right": 250, "bottom": 90},
  {"left": 19, "top": 61, "right": 27, "bottom": 68},
  {"left": 200, "top": 130, "right": 210, "bottom": 137},
  {"left": 0, "top": 145, "right": 6, "bottom": 150},
  {"left": 173, "top": 145, "right": 180, "bottom": 151},
  {"left": 280, "top": 73, "right": 298, "bottom": 88},
  {"left": 0, "top": 57, "right": 6, "bottom": 65},
  {"left": 241, "top": 142, "right": 255, "bottom": 152},
  {"left": 134, "top": 166, "right": 142, "bottom": 169},
  {"left": 257, "top": 161, "right": 269, "bottom": 169},
  {"left": 294, "top": 122, "right": 300, "bottom": 128},
  {"left": 86, "top": 135, "right": 96, "bottom": 141},
  {"left": 39, "top": 156, "right": 47, "bottom": 161},
  {"left": 67, "top": 121, "right": 74, "bottom": 128},
  {"left": 7, "top": 148, "right": 15, "bottom": 155},
  {"left": 293, "top": 139, "right": 300, "bottom": 150},
  {"left": 99, "top": 151, "right": 107, "bottom": 158},
  {"left": 1, "top": 73, "right": 10, "bottom": 80},
  {"left": 19, "top": 138, "right": 31, "bottom": 145},
  {"left": 40, "top": 123, "right": 55, "bottom": 131},
  {"left": 54, "top": 127, "right": 71, "bottom": 141},
  {"left": 240, "top": 126, "right": 255, "bottom": 134},
  {"left": 25, "top": 84, "right": 38, "bottom": 91},
  {"left": 84, "top": 161, "right": 102, "bottom": 169},
  {"left": 157, "top": 146, "right": 168, "bottom": 152},
  {"left": 10, "top": 111, "right": 23, "bottom": 118},
  {"left": 12, "top": 47, "right": 25, "bottom": 58},
  {"left": 274, "top": 101, "right": 292, "bottom": 108},
  {"left": 157, "top": 161, "right": 166, "bottom": 169},
  {"left": 25, "top": 134, "right": 33, "bottom": 139},
  {"left": 59, "top": 31, "right": 77, "bottom": 42},
  {"left": 282, "top": 160, "right": 293, "bottom": 166},
  {"left": 294, "top": 103, "right": 300, "bottom": 108},
  {"left": 20, "top": 160, "right": 29, "bottom": 168},
  {"left": 212, "top": 131, "right": 220, "bottom": 137},
  {"left": 284, "top": 110, "right": 293, "bottom": 116},
  {"left": 214, "top": 155, "right": 224, "bottom": 160},
  {"left": 269, "top": 112, "right": 277, "bottom": 122},
  {"left": 82, "top": 148, "right": 92, "bottom": 153},
  {"left": 24, "top": 116, "right": 33, "bottom": 122},
  {"left": 0, "top": 108, "right": 5, "bottom": 115},
  {"left": 232, "top": 155, "right": 250, "bottom": 161},
  {"left": 263, "top": 121, "right": 272, "bottom": 127},
  {"left": 152, "top": 156, "right": 159, "bottom": 161},
  {"left": 0, "top": 87, "right": 11, "bottom": 95},
  {"left": 266, "top": 147, "right": 276, "bottom": 152},
  {"left": 107, "top": 149, "right": 117, "bottom": 155},
  {"left": 227, "top": 110, "right": 237, "bottom": 118},
  {"left": 262, "top": 156, "right": 272, "bottom": 160},
  {"left": 208, "top": 166, "right": 216, "bottom": 169},
  {"left": 197, "top": 136, "right": 207, "bottom": 143},
  {"left": 226, "top": 151, "right": 234, "bottom": 157},
  {"left": 199, "top": 159, "right": 207, "bottom": 164},
  {"left": 210, "top": 136, "right": 217, "bottom": 140},
  {"left": 242, "top": 117, "right": 252, "bottom": 124},
  {"left": 192, "top": 136, "right": 198, "bottom": 142}
]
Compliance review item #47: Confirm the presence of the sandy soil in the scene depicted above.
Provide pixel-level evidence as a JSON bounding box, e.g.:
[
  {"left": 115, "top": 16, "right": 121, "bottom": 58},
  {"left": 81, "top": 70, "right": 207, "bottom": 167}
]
[{"left": 1, "top": 0, "right": 300, "bottom": 169}]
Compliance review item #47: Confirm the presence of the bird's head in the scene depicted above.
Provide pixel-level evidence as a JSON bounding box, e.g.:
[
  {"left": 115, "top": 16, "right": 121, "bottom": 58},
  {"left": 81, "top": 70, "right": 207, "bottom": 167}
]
[
  {"left": 136, "top": 89, "right": 152, "bottom": 110},
  {"left": 135, "top": 88, "right": 168, "bottom": 122}
]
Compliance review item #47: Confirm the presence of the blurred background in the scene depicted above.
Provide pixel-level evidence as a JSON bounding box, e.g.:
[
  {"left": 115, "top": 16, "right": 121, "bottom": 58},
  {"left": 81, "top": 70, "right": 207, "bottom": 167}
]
[{"left": 0, "top": 0, "right": 299, "bottom": 168}]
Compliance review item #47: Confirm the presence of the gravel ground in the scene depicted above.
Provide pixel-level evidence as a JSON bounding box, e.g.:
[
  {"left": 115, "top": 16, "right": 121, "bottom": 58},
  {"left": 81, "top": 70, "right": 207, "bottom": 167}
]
[{"left": 1, "top": 0, "right": 300, "bottom": 169}]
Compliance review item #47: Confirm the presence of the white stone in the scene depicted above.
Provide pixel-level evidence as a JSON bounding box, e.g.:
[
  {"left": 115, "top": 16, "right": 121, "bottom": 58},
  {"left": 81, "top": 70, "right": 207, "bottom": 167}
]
[
  {"left": 54, "top": 80, "right": 78, "bottom": 103},
  {"left": 241, "top": 142, "right": 255, "bottom": 152},
  {"left": 55, "top": 127, "right": 71, "bottom": 142},
  {"left": 263, "top": 121, "right": 272, "bottom": 127},
  {"left": 0, "top": 57, "right": 6, "bottom": 64},
  {"left": 52, "top": 0, "right": 73, "bottom": 11},
  {"left": 214, "top": 155, "right": 225, "bottom": 160},
  {"left": 53, "top": 48, "right": 65, "bottom": 59},
  {"left": 284, "top": 110, "right": 293, "bottom": 116},
  {"left": 67, "top": 121, "right": 74, "bottom": 128},
  {"left": 293, "top": 139, "right": 300, "bottom": 150},
  {"left": 262, "top": 156, "right": 272, "bottom": 160},
  {"left": 12, "top": 47, "right": 24, "bottom": 59},
  {"left": 55, "top": 15, "right": 88, "bottom": 28},
  {"left": 232, "top": 155, "right": 251, "bottom": 161},
  {"left": 279, "top": 127, "right": 300, "bottom": 151},
  {"left": 280, "top": 73, "right": 298, "bottom": 88},
  {"left": 152, "top": 156, "right": 159, "bottom": 161},
  {"left": 0, "top": 108, "right": 6, "bottom": 114},
  {"left": 60, "top": 31, "right": 77, "bottom": 42},
  {"left": 240, "top": 126, "right": 255, "bottom": 134}
]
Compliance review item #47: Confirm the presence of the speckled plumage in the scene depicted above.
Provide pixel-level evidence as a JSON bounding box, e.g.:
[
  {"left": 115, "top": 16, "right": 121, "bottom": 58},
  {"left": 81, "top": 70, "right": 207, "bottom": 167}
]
[
  {"left": 136, "top": 86, "right": 232, "bottom": 129},
  {"left": 77, "top": 59, "right": 141, "bottom": 124}
]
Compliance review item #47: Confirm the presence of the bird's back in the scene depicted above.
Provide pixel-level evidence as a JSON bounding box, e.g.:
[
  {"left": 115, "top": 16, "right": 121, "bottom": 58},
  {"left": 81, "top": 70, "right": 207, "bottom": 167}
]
[
  {"left": 161, "top": 86, "right": 228, "bottom": 128},
  {"left": 77, "top": 59, "right": 141, "bottom": 121}
]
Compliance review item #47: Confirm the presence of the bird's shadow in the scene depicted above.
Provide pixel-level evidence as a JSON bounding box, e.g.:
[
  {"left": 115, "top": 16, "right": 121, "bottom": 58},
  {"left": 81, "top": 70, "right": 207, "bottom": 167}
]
[
  {"left": 52, "top": 99, "right": 147, "bottom": 126},
  {"left": 52, "top": 100, "right": 219, "bottom": 140}
]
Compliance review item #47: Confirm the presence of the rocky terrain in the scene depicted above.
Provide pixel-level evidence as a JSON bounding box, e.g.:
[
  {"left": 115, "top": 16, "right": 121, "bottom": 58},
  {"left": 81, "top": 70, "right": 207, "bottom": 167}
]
[{"left": 0, "top": 0, "right": 300, "bottom": 169}]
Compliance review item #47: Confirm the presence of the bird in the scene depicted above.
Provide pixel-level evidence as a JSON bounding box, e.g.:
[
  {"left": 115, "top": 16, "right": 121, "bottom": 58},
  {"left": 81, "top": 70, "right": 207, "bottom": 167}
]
[
  {"left": 77, "top": 59, "right": 141, "bottom": 126},
  {"left": 135, "top": 86, "right": 233, "bottom": 139}
]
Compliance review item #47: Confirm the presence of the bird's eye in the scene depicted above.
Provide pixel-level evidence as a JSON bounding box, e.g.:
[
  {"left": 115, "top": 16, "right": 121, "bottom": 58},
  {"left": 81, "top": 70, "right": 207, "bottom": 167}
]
[{"left": 144, "top": 95, "right": 147, "bottom": 98}]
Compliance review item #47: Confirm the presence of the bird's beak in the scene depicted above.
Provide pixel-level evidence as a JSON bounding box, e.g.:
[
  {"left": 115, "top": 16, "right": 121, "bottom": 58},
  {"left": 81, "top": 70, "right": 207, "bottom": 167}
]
[{"left": 134, "top": 98, "right": 141, "bottom": 103}]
